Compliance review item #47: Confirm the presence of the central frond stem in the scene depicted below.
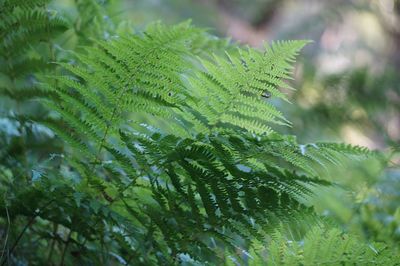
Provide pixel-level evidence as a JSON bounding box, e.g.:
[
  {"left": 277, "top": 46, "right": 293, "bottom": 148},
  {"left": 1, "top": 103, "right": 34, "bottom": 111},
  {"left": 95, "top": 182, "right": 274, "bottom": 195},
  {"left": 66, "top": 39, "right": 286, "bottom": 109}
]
[{"left": 89, "top": 86, "right": 128, "bottom": 175}]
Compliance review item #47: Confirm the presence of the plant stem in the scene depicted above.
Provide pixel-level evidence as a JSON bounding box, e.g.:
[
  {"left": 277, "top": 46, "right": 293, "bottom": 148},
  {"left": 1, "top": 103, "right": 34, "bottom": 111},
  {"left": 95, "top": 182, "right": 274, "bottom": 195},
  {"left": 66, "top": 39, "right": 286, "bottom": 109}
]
[
  {"left": 1, "top": 215, "right": 36, "bottom": 266},
  {"left": 59, "top": 230, "right": 72, "bottom": 266},
  {"left": 46, "top": 223, "right": 59, "bottom": 264},
  {"left": 0, "top": 198, "right": 10, "bottom": 265},
  {"left": 1, "top": 199, "right": 54, "bottom": 266}
]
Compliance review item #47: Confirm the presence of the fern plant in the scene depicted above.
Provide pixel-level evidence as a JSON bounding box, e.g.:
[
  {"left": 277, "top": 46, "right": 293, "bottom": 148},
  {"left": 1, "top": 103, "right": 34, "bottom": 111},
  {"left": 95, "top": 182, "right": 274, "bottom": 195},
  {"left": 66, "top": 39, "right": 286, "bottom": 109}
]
[
  {"left": 0, "top": 0, "right": 393, "bottom": 265},
  {"left": 0, "top": 0, "right": 114, "bottom": 184},
  {"left": 246, "top": 225, "right": 400, "bottom": 265},
  {"left": 0, "top": 0, "right": 69, "bottom": 221},
  {"left": 32, "top": 21, "right": 371, "bottom": 264}
]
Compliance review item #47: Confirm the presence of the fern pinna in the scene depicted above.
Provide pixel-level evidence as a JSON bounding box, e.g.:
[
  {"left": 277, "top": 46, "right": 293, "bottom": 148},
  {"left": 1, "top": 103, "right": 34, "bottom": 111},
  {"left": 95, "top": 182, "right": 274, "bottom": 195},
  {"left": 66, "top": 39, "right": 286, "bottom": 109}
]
[{"left": 22, "top": 21, "right": 372, "bottom": 264}]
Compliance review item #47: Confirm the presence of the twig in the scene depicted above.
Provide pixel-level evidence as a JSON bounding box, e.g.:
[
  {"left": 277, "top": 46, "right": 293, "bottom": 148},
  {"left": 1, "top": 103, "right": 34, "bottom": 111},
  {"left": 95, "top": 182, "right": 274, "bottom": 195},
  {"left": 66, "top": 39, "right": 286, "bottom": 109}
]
[
  {"left": 0, "top": 197, "right": 10, "bottom": 265},
  {"left": 1, "top": 215, "right": 36, "bottom": 266},
  {"left": 59, "top": 230, "right": 72, "bottom": 266},
  {"left": 1, "top": 199, "right": 54, "bottom": 266},
  {"left": 46, "top": 223, "right": 59, "bottom": 264}
]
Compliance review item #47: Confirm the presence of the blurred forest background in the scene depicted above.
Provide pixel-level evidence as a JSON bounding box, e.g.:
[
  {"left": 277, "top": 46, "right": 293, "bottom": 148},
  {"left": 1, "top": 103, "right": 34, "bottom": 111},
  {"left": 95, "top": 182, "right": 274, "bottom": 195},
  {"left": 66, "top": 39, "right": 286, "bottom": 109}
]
[
  {"left": 1, "top": 0, "right": 400, "bottom": 262},
  {"left": 118, "top": 0, "right": 400, "bottom": 248}
]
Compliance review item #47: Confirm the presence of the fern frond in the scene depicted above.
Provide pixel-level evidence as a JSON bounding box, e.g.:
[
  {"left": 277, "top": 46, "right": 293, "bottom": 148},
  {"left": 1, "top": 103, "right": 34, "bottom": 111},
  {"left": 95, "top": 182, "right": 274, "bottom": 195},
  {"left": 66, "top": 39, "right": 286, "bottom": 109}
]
[
  {"left": 1, "top": 7, "right": 69, "bottom": 55},
  {"left": 2, "top": 0, "right": 51, "bottom": 11},
  {"left": 185, "top": 40, "right": 309, "bottom": 135},
  {"left": 251, "top": 226, "right": 400, "bottom": 265},
  {"left": 25, "top": 20, "right": 373, "bottom": 264},
  {"left": 114, "top": 130, "right": 325, "bottom": 256},
  {"left": 49, "top": 22, "right": 204, "bottom": 136},
  {"left": 0, "top": 0, "right": 69, "bottom": 97}
]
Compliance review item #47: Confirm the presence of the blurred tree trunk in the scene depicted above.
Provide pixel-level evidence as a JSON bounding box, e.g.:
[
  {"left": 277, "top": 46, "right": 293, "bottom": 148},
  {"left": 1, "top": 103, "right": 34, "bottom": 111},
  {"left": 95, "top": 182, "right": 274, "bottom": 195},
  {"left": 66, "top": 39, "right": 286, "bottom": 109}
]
[
  {"left": 195, "top": 0, "right": 283, "bottom": 46},
  {"left": 379, "top": 0, "right": 400, "bottom": 69},
  {"left": 392, "top": 1, "right": 400, "bottom": 68}
]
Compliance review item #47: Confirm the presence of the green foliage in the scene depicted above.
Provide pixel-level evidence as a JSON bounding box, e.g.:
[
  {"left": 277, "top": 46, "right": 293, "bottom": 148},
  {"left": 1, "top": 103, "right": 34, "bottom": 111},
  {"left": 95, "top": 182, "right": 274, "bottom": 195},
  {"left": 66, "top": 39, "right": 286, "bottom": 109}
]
[
  {"left": 185, "top": 40, "right": 308, "bottom": 135},
  {"left": 0, "top": 0, "right": 395, "bottom": 265},
  {"left": 289, "top": 63, "right": 400, "bottom": 250},
  {"left": 248, "top": 225, "right": 400, "bottom": 265},
  {"left": 0, "top": 0, "right": 68, "bottom": 215},
  {"left": 36, "top": 22, "right": 316, "bottom": 263},
  {"left": 357, "top": 169, "right": 400, "bottom": 246}
]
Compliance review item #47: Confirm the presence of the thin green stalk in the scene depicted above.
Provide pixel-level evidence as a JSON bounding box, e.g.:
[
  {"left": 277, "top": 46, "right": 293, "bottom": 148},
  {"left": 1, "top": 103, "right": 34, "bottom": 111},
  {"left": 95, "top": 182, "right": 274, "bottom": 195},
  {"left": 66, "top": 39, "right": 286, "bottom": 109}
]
[
  {"left": 46, "top": 223, "right": 59, "bottom": 264},
  {"left": 1, "top": 200, "right": 54, "bottom": 266},
  {"left": 0, "top": 197, "right": 10, "bottom": 265},
  {"left": 1, "top": 216, "right": 35, "bottom": 266},
  {"left": 59, "top": 230, "right": 72, "bottom": 266}
]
